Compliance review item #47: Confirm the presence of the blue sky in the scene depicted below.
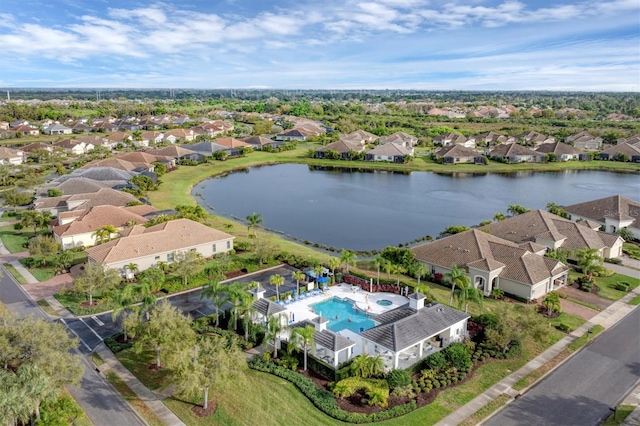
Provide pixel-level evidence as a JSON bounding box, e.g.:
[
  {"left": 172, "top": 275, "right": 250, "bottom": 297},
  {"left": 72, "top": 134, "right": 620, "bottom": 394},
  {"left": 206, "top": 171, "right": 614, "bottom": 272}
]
[{"left": 0, "top": 0, "right": 638, "bottom": 90}]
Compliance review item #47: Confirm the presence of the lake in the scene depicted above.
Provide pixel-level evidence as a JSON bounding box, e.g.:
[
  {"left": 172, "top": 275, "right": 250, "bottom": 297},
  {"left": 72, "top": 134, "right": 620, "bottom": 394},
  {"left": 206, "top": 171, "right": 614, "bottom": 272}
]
[{"left": 193, "top": 164, "right": 640, "bottom": 251}]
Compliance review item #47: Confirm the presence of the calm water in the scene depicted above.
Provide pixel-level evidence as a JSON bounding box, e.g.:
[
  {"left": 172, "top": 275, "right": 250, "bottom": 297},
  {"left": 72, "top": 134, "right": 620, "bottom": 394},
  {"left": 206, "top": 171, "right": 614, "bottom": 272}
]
[
  {"left": 194, "top": 164, "right": 640, "bottom": 250},
  {"left": 311, "top": 297, "right": 375, "bottom": 333}
]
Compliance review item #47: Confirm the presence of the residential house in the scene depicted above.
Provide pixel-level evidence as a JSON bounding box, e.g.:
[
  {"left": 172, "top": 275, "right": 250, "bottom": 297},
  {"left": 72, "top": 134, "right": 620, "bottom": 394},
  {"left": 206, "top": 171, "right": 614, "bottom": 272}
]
[
  {"left": 379, "top": 132, "right": 418, "bottom": 147},
  {"left": 489, "top": 143, "right": 545, "bottom": 163},
  {"left": 514, "top": 131, "right": 555, "bottom": 146},
  {"left": 140, "top": 131, "right": 165, "bottom": 146},
  {"left": 433, "top": 132, "right": 475, "bottom": 148},
  {"left": 145, "top": 145, "right": 203, "bottom": 164},
  {"left": 42, "top": 124, "right": 73, "bottom": 135},
  {"left": 598, "top": 143, "right": 640, "bottom": 162},
  {"left": 433, "top": 145, "right": 486, "bottom": 165},
  {"left": 9, "top": 120, "right": 30, "bottom": 128},
  {"left": 0, "top": 147, "right": 24, "bottom": 165},
  {"left": 13, "top": 125, "right": 40, "bottom": 137},
  {"left": 164, "top": 128, "right": 195, "bottom": 143},
  {"left": 85, "top": 218, "right": 234, "bottom": 276},
  {"left": 70, "top": 122, "right": 93, "bottom": 134},
  {"left": 295, "top": 121, "right": 325, "bottom": 136},
  {"left": 412, "top": 229, "right": 570, "bottom": 301},
  {"left": 55, "top": 167, "right": 134, "bottom": 185},
  {"left": 563, "top": 195, "right": 640, "bottom": 240},
  {"left": 52, "top": 205, "right": 150, "bottom": 250},
  {"left": 37, "top": 177, "right": 112, "bottom": 197},
  {"left": 116, "top": 152, "right": 176, "bottom": 169},
  {"left": 242, "top": 136, "right": 282, "bottom": 150},
  {"left": 342, "top": 130, "right": 379, "bottom": 145},
  {"left": 480, "top": 209, "right": 624, "bottom": 259},
  {"left": 275, "top": 128, "right": 312, "bottom": 141},
  {"left": 54, "top": 139, "right": 94, "bottom": 155},
  {"left": 314, "top": 140, "right": 365, "bottom": 159},
  {"left": 183, "top": 141, "right": 227, "bottom": 157},
  {"left": 618, "top": 135, "right": 640, "bottom": 146},
  {"left": 287, "top": 317, "right": 357, "bottom": 369},
  {"left": 33, "top": 188, "right": 140, "bottom": 216},
  {"left": 475, "top": 131, "right": 508, "bottom": 147},
  {"left": 566, "top": 131, "right": 603, "bottom": 150},
  {"left": 213, "top": 138, "right": 252, "bottom": 156},
  {"left": 534, "top": 142, "right": 590, "bottom": 161},
  {"left": 21, "top": 142, "right": 54, "bottom": 155},
  {"left": 365, "top": 143, "right": 413, "bottom": 162},
  {"left": 75, "top": 135, "right": 112, "bottom": 150},
  {"left": 105, "top": 132, "right": 133, "bottom": 146},
  {"left": 82, "top": 157, "right": 155, "bottom": 173},
  {"left": 360, "top": 295, "right": 469, "bottom": 369}
]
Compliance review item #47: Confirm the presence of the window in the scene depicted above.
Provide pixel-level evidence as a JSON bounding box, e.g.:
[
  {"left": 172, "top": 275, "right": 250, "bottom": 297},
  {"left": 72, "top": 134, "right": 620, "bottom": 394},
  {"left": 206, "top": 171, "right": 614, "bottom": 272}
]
[
  {"left": 212, "top": 243, "right": 217, "bottom": 253},
  {"left": 226, "top": 241, "right": 231, "bottom": 250},
  {"left": 456, "top": 328, "right": 460, "bottom": 335},
  {"left": 167, "top": 252, "right": 174, "bottom": 262}
]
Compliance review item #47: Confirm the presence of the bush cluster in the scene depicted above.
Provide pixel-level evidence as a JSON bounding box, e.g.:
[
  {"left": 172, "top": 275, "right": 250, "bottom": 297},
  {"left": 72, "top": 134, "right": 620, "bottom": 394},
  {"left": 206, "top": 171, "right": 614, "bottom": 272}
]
[
  {"left": 104, "top": 335, "right": 133, "bottom": 353},
  {"left": 614, "top": 281, "right": 630, "bottom": 292},
  {"left": 248, "top": 357, "right": 416, "bottom": 423}
]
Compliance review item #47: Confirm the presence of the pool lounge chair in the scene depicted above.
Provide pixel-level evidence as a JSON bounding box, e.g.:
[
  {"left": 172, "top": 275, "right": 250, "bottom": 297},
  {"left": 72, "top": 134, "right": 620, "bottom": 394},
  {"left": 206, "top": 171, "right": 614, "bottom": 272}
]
[{"left": 300, "top": 291, "right": 308, "bottom": 298}]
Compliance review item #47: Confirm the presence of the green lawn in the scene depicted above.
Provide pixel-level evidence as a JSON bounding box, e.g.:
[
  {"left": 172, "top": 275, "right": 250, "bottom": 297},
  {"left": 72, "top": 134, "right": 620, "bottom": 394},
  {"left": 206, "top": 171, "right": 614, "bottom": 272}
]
[
  {"left": 3, "top": 262, "right": 27, "bottom": 285},
  {"left": 115, "top": 347, "right": 171, "bottom": 392},
  {"left": 594, "top": 273, "right": 640, "bottom": 301},
  {"left": 602, "top": 405, "right": 635, "bottom": 426},
  {"left": 548, "top": 312, "right": 587, "bottom": 332},
  {"left": 623, "top": 243, "right": 640, "bottom": 261},
  {"left": 0, "top": 226, "right": 34, "bottom": 253},
  {"left": 37, "top": 299, "right": 59, "bottom": 316},
  {"left": 105, "top": 371, "right": 165, "bottom": 426},
  {"left": 629, "top": 295, "right": 640, "bottom": 306}
]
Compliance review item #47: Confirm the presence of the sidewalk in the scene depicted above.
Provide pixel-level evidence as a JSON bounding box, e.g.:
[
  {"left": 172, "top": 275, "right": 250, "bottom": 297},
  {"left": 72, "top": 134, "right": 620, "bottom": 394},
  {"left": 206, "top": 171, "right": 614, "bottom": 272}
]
[
  {"left": 94, "top": 343, "right": 186, "bottom": 426},
  {"left": 437, "top": 287, "right": 640, "bottom": 426}
]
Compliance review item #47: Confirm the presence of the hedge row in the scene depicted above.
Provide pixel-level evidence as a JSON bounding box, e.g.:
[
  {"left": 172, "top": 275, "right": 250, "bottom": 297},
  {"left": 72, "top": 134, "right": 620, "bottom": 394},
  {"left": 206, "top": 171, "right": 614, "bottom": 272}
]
[{"left": 248, "top": 357, "right": 416, "bottom": 423}]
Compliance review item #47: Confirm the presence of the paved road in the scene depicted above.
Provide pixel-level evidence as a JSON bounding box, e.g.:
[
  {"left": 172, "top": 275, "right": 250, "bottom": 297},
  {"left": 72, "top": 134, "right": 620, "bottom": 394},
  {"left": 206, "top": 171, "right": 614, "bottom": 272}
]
[
  {"left": 0, "top": 266, "right": 146, "bottom": 426},
  {"left": 487, "top": 306, "right": 640, "bottom": 426}
]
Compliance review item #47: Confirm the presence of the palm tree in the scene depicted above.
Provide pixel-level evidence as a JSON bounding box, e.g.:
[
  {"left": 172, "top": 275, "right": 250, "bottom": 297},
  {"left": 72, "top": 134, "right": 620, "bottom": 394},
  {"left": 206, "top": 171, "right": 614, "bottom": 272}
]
[
  {"left": 542, "top": 291, "right": 562, "bottom": 317},
  {"left": 201, "top": 277, "right": 227, "bottom": 327},
  {"left": 223, "top": 223, "right": 233, "bottom": 231},
  {"left": 269, "top": 274, "right": 285, "bottom": 301},
  {"left": 391, "top": 263, "right": 405, "bottom": 286},
  {"left": 577, "top": 248, "right": 602, "bottom": 282},
  {"left": 453, "top": 282, "right": 483, "bottom": 313},
  {"left": 291, "top": 271, "right": 305, "bottom": 296},
  {"left": 265, "top": 313, "right": 287, "bottom": 358},
  {"left": 373, "top": 255, "right": 385, "bottom": 286},
  {"left": 56, "top": 250, "right": 73, "bottom": 273},
  {"left": 138, "top": 283, "right": 158, "bottom": 321},
  {"left": 246, "top": 212, "right": 263, "bottom": 238},
  {"left": 238, "top": 292, "right": 256, "bottom": 341},
  {"left": 227, "top": 282, "right": 248, "bottom": 331},
  {"left": 92, "top": 224, "right": 118, "bottom": 244},
  {"left": 350, "top": 354, "right": 385, "bottom": 378},
  {"left": 111, "top": 286, "right": 138, "bottom": 341},
  {"left": 313, "top": 265, "right": 324, "bottom": 287},
  {"left": 412, "top": 262, "right": 428, "bottom": 287},
  {"left": 20, "top": 210, "right": 39, "bottom": 235},
  {"left": 328, "top": 257, "right": 340, "bottom": 284},
  {"left": 493, "top": 212, "right": 506, "bottom": 221},
  {"left": 445, "top": 264, "right": 471, "bottom": 306},
  {"left": 36, "top": 210, "right": 52, "bottom": 234},
  {"left": 125, "top": 262, "right": 138, "bottom": 278},
  {"left": 340, "top": 250, "right": 356, "bottom": 274},
  {"left": 383, "top": 258, "right": 393, "bottom": 280},
  {"left": 289, "top": 325, "right": 315, "bottom": 371},
  {"left": 507, "top": 204, "right": 530, "bottom": 216}
]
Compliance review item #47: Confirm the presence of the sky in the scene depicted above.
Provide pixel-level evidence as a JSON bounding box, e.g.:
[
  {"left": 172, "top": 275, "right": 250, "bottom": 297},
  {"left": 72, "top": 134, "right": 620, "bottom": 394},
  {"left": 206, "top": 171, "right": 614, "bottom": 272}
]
[{"left": 0, "top": 0, "right": 638, "bottom": 91}]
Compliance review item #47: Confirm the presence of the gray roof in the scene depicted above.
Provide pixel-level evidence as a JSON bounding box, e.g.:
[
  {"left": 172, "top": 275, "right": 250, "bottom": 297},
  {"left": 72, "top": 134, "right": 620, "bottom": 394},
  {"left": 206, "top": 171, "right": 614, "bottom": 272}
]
[
  {"left": 57, "top": 167, "right": 134, "bottom": 183},
  {"left": 252, "top": 298, "right": 286, "bottom": 317},
  {"left": 360, "top": 304, "right": 469, "bottom": 352},
  {"left": 184, "top": 141, "right": 226, "bottom": 155},
  {"left": 291, "top": 319, "right": 354, "bottom": 352}
]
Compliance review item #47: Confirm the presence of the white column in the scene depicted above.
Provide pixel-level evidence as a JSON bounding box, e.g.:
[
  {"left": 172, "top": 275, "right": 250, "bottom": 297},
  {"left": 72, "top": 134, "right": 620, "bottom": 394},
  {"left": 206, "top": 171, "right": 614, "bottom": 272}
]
[
  {"left": 418, "top": 341, "right": 424, "bottom": 358},
  {"left": 393, "top": 353, "right": 399, "bottom": 369}
]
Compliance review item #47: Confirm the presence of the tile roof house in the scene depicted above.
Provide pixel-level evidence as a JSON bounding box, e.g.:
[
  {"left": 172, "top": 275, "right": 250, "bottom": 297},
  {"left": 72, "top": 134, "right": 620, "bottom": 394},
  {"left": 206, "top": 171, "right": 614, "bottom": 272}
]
[
  {"left": 37, "top": 177, "right": 112, "bottom": 197},
  {"left": 0, "top": 147, "right": 25, "bottom": 165},
  {"left": 116, "top": 152, "right": 176, "bottom": 169},
  {"left": 480, "top": 209, "right": 624, "bottom": 258},
  {"left": 42, "top": 123, "right": 73, "bottom": 135},
  {"left": 360, "top": 295, "right": 469, "bottom": 369},
  {"left": 145, "top": 145, "right": 203, "bottom": 163},
  {"left": 164, "top": 128, "right": 195, "bottom": 143},
  {"left": 52, "top": 205, "right": 151, "bottom": 250},
  {"left": 565, "top": 131, "right": 603, "bottom": 150},
  {"left": 56, "top": 167, "right": 134, "bottom": 183},
  {"left": 54, "top": 139, "right": 94, "bottom": 155},
  {"left": 183, "top": 141, "right": 227, "bottom": 157},
  {"left": 275, "top": 128, "right": 313, "bottom": 141},
  {"left": 365, "top": 143, "right": 413, "bottom": 162},
  {"left": 433, "top": 145, "right": 486, "bottom": 165},
  {"left": 33, "top": 187, "right": 140, "bottom": 216},
  {"left": 241, "top": 136, "right": 281, "bottom": 150},
  {"left": 314, "top": 140, "right": 365, "bottom": 159},
  {"left": 563, "top": 195, "right": 640, "bottom": 240},
  {"left": 412, "top": 228, "right": 571, "bottom": 301},
  {"left": 618, "top": 135, "right": 640, "bottom": 146},
  {"left": 86, "top": 218, "right": 234, "bottom": 276},
  {"left": 433, "top": 132, "right": 475, "bottom": 148},
  {"left": 514, "top": 131, "right": 555, "bottom": 146},
  {"left": 82, "top": 158, "right": 154, "bottom": 173},
  {"left": 475, "top": 131, "right": 508, "bottom": 147},
  {"left": 342, "top": 130, "right": 379, "bottom": 145},
  {"left": 105, "top": 132, "right": 133, "bottom": 145},
  {"left": 213, "top": 138, "right": 252, "bottom": 156},
  {"left": 534, "top": 142, "right": 591, "bottom": 161},
  {"left": 379, "top": 132, "right": 418, "bottom": 147},
  {"left": 598, "top": 143, "right": 640, "bottom": 162},
  {"left": 489, "top": 143, "right": 545, "bottom": 163},
  {"left": 13, "top": 125, "right": 40, "bottom": 136},
  {"left": 140, "top": 131, "right": 165, "bottom": 145}
]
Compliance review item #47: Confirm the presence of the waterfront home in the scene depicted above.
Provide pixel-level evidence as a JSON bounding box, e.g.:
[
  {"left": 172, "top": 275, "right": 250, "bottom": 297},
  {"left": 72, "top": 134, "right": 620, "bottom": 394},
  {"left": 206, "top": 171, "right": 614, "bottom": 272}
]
[
  {"left": 412, "top": 229, "right": 570, "bottom": 301},
  {"left": 433, "top": 132, "right": 475, "bottom": 148},
  {"left": 275, "top": 128, "right": 312, "bottom": 141},
  {"left": 342, "top": 130, "right": 379, "bottom": 145},
  {"left": 475, "top": 131, "right": 508, "bottom": 147},
  {"left": 37, "top": 177, "right": 113, "bottom": 197},
  {"left": 489, "top": 143, "right": 544, "bottom": 163},
  {"left": 365, "top": 143, "right": 413, "bottom": 162},
  {"left": 242, "top": 135, "right": 282, "bottom": 150},
  {"left": 534, "top": 142, "right": 590, "bottom": 161},
  {"left": 314, "top": 140, "right": 365, "bottom": 159},
  {"left": 33, "top": 188, "right": 140, "bottom": 216},
  {"left": 514, "top": 131, "right": 555, "bottom": 146},
  {"left": 52, "top": 205, "right": 150, "bottom": 250},
  {"left": 566, "top": 131, "right": 603, "bottom": 150},
  {"left": 433, "top": 145, "right": 486, "bottom": 165},
  {"left": 378, "top": 132, "right": 418, "bottom": 147},
  {"left": 213, "top": 137, "right": 252, "bottom": 156},
  {"left": 85, "top": 218, "right": 234, "bottom": 276},
  {"left": 563, "top": 195, "right": 640, "bottom": 240},
  {"left": 480, "top": 209, "right": 623, "bottom": 258},
  {"left": 598, "top": 143, "right": 640, "bottom": 162},
  {"left": 145, "top": 145, "right": 203, "bottom": 163}
]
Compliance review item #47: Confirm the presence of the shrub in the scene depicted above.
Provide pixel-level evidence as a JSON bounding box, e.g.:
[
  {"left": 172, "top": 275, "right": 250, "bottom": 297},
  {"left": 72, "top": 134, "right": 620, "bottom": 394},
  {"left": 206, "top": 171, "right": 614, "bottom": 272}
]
[
  {"left": 556, "top": 323, "right": 572, "bottom": 332},
  {"left": 425, "top": 351, "right": 447, "bottom": 372},
  {"left": 443, "top": 342, "right": 472, "bottom": 370},
  {"left": 615, "top": 282, "right": 630, "bottom": 292},
  {"left": 472, "top": 313, "right": 499, "bottom": 329},
  {"left": 104, "top": 335, "right": 133, "bottom": 353},
  {"left": 604, "top": 257, "right": 622, "bottom": 265},
  {"left": 386, "top": 369, "right": 411, "bottom": 388},
  {"left": 13, "top": 223, "right": 24, "bottom": 231},
  {"left": 580, "top": 279, "right": 594, "bottom": 292}
]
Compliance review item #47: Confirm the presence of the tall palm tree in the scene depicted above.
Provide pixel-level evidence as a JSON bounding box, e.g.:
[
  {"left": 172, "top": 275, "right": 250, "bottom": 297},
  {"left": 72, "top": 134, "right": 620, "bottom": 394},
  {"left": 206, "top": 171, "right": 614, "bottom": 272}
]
[
  {"left": 542, "top": 291, "right": 562, "bottom": 317},
  {"left": 340, "top": 250, "right": 356, "bottom": 274},
  {"left": 313, "top": 265, "right": 324, "bottom": 287},
  {"left": 201, "top": 277, "right": 227, "bottom": 327},
  {"left": 383, "top": 258, "right": 393, "bottom": 280},
  {"left": 445, "top": 264, "right": 471, "bottom": 306},
  {"left": 507, "top": 204, "right": 530, "bottom": 216},
  {"left": 392, "top": 263, "right": 405, "bottom": 286},
  {"left": 291, "top": 271, "right": 305, "bottom": 296},
  {"left": 269, "top": 274, "right": 285, "bottom": 301},
  {"left": 265, "top": 314, "right": 286, "bottom": 358},
  {"left": 328, "top": 257, "right": 340, "bottom": 284},
  {"left": 289, "top": 325, "right": 315, "bottom": 371},
  {"left": 137, "top": 282, "right": 158, "bottom": 321},
  {"left": 56, "top": 250, "right": 73, "bottom": 273},
  {"left": 20, "top": 210, "right": 40, "bottom": 235},
  {"left": 453, "top": 282, "right": 483, "bottom": 313},
  {"left": 238, "top": 293, "right": 256, "bottom": 341},
  {"left": 373, "top": 255, "right": 385, "bottom": 286},
  {"left": 412, "top": 262, "right": 427, "bottom": 287},
  {"left": 493, "top": 212, "right": 506, "bottom": 221},
  {"left": 246, "top": 212, "right": 263, "bottom": 238},
  {"left": 226, "top": 282, "right": 248, "bottom": 331},
  {"left": 36, "top": 210, "right": 52, "bottom": 234},
  {"left": 577, "top": 248, "right": 602, "bottom": 282}
]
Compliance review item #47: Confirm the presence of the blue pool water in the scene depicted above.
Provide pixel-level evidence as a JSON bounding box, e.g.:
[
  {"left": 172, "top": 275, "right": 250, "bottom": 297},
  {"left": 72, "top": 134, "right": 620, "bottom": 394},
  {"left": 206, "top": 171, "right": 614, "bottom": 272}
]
[{"left": 311, "top": 297, "right": 375, "bottom": 333}]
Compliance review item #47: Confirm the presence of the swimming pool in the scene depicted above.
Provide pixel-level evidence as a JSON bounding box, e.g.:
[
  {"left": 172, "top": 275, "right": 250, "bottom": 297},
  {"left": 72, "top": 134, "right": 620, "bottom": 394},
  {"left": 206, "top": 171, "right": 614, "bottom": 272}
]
[{"left": 311, "top": 297, "right": 375, "bottom": 333}]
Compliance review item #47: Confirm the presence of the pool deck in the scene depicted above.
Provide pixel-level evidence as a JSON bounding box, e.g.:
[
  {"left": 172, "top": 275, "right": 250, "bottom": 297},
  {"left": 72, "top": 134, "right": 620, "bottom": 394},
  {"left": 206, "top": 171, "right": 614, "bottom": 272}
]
[{"left": 282, "top": 283, "right": 408, "bottom": 326}]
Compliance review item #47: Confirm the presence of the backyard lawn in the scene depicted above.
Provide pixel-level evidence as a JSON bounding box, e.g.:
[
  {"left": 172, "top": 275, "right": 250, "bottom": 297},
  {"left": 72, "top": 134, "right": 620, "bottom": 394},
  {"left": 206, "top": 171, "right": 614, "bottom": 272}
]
[{"left": 0, "top": 225, "right": 35, "bottom": 253}]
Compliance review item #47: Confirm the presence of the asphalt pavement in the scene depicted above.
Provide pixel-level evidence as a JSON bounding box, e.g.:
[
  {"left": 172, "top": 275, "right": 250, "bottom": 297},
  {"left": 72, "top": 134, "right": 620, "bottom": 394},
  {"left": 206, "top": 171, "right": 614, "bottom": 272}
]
[{"left": 486, "top": 306, "right": 640, "bottom": 426}]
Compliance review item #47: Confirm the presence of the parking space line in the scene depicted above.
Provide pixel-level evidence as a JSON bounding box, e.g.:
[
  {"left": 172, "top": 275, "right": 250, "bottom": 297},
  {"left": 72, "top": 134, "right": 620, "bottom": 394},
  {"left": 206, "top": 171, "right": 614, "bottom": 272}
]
[
  {"left": 79, "top": 317, "right": 104, "bottom": 342},
  {"left": 91, "top": 316, "right": 105, "bottom": 326},
  {"left": 59, "top": 318, "right": 92, "bottom": 352}
]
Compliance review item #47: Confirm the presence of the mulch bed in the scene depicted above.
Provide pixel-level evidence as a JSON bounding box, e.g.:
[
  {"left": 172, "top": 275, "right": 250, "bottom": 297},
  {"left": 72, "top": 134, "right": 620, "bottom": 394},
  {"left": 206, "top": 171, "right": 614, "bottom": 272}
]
[
  {"left": 225, "top": 269, "right": 245, "bottom": 279},
  {"left": 191, "top": 401, "right": 217, "bottom": 417},
  {"left": 147, "top": 363, "right": 164, "bottom": 371}
]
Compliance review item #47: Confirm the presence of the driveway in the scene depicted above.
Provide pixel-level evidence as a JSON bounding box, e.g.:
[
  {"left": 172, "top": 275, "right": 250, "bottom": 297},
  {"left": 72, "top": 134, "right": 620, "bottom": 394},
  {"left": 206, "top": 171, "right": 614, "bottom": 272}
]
[
  {"left": 558, "top": 285, "right": 614, "bottom": 311},
  {"left": 25, "top": 273, "right": 73, "bottom": 300},
  {"left": 229, "top": 264, "right": 299, "bottom": 299},
  {"left": 559, "top": 298, "right": 599, "bottom": 320}
]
